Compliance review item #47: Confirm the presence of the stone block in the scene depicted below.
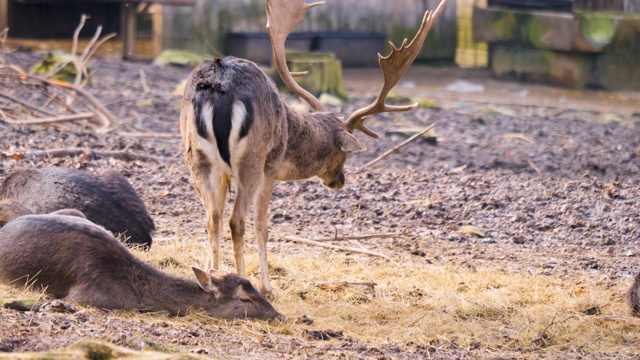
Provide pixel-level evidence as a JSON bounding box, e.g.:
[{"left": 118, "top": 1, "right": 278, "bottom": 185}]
[
  {"left": 491, "top": 46, "right": 592, "bottom": 88},
  {"left": 271, "top": 51, "right": 348, "bottom": 101}
]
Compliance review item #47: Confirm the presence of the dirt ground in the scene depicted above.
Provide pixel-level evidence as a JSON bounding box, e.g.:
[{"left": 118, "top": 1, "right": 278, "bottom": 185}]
[{"left": 1, "top": 50, "right": 639, "bottom": 359}]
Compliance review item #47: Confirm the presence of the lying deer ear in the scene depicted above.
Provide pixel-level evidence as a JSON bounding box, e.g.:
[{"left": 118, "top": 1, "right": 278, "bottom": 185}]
[
  {"left": 338, "top": 131, "right": 366, "bottom": 153},
  {"left": 192, "top": 267, "right": 221, "bottom": 298}
]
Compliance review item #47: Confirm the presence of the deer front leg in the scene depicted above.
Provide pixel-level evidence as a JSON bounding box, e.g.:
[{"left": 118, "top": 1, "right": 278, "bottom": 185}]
[{"left": 254, "top": 177, "right": 275, "bottom": 297}]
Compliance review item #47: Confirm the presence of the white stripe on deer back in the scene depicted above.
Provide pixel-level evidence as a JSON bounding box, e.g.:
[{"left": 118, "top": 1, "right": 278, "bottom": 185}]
[
  {"left": 229, "top": 100, "right": 249, "bottom": 169},
  {"left": 196, "top": 102, "right": 230, "bottom": 172},
  {"left": 200, "top": 102, "right": 214, "bottom": 140}
]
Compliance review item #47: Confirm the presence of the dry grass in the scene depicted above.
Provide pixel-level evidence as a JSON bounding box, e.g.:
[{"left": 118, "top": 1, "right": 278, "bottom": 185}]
[{"left": 2, "top": 233, "right": 639, "bottom": 358}]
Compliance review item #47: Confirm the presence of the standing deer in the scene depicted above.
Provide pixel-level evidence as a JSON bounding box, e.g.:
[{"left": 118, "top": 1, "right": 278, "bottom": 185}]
[
  {"left": 0, "top": 167, "right": 155, "bottom": 249},
  {"left": 0, "top": 201, "right": 284, "bottom": 321},
  {"left": 180, "top": 0, "right": 449, "bottom": 296}
]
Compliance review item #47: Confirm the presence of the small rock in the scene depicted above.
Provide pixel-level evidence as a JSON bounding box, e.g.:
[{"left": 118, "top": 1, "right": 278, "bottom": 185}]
[
  {"left": 41, "top": 299, "right": 77, "bottom": 313},
  {"left": 458, "top": 225, "right": 486, "bottom": 238},
  {"left": 296, "top": 316, "right": 314, "bottom": 325},
  {"left": 303, "top": 329, "right": 343, "bottom": 341}
]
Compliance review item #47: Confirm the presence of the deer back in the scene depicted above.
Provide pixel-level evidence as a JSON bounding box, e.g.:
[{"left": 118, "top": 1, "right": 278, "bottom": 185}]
[
  {"left": 0, "top": 167, "right": 155, "bottom": 249},
  {"left": 180, "top": 57, "right": 289, "bottom": 181},
  {"left": 0, "top": 209, "right": 283, "bottom": 321}
]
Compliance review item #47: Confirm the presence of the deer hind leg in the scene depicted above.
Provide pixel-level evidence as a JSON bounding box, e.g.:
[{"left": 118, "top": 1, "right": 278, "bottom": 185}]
[
  {"left": 254, "top": 176, "right": 275, "bottom": 297},
  {"left": 194, "top": 172, "right": 228, "bottom": 271},
  {"left": 228, "top": 166, "right": 265, "bottom": 278}
]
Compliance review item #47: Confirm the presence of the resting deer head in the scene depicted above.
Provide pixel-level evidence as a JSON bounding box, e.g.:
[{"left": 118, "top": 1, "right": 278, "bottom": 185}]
[{"left": 179, "top": 0, "right": 448, "bottom": 297}]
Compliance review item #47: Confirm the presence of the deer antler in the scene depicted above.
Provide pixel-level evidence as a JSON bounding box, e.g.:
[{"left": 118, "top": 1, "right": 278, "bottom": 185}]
[
  {"left": 345, "top": 0, "right": 449, "bottom": 139},
  {"left": 266, "top": 0, "right": 326, "bottom": 112}
]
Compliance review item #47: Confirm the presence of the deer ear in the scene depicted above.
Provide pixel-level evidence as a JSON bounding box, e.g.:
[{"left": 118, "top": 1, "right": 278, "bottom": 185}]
[
  {"left": 338, "top": 131, "right": 366, "bottom": 153},
  {"left": 192, "top": 267, "right": 221, "bottom": 298}
]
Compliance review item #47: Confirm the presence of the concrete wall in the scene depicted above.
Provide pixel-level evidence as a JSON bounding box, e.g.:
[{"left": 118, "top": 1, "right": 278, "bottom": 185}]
[{"left": 162, "top": 0, "right": 457, "bottom": 61}]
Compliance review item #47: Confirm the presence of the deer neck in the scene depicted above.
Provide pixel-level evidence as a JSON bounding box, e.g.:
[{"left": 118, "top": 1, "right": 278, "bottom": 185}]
[
  {"left": 276, "top": 107, "right": 345, "bottom": 181},
  {"left": 140, "top": 267, "right": 213, "bottom": 316}
]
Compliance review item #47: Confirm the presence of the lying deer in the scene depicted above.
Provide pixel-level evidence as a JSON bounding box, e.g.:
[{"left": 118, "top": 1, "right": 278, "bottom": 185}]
[
  {"left": 180, "top": 0, "right": 448, "bottom": 296},
  {"left": 0, "top": 201, "right": 284, "bottom": 321},
  {"left": 0, "top": 167, "right": 155, "bottom": 249}
]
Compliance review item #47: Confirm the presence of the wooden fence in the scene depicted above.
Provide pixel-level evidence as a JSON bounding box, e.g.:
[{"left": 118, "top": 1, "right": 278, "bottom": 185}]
[{"left": 162, "top": 0, "right": 458, "bottom": 61}]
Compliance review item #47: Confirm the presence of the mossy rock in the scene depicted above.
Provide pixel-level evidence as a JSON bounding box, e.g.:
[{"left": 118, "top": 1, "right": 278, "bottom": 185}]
[
  {"left": 271, "top": 51, "right": 348, "bottom": 101},
  {"left": 153, "top": 49, "right": 210, "bottom": 67},
  {"left": 29, "top": 52, "right": 83, "bottom": 83}
]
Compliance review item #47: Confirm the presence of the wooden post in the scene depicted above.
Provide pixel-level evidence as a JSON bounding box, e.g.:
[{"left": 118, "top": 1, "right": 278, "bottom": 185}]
[
  {"left": 122, "top": 2, "right": 138, "bottom": 59},
  {"left": 0, "top": 0, "right": 8, "bottom": 31},
  {"left": 151, "top": 4, "right": 163, "bottom": 57}
]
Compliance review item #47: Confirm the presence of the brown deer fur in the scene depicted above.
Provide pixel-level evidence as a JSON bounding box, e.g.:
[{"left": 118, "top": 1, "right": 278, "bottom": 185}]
[
  {"left": 181, "top": 57, "right": 363, "bottom": 296},
  {"left": 627, "top": 271, "right": 640, "bottom": 316},
  {"left": 0, "top": 204, "right": 284, "bottom": 321},
  {"left": 0, "top": 167, "right": 155, "bottom": 249},
  {"left": 180, "top": 0, "right": 449, "bottom": 297}
]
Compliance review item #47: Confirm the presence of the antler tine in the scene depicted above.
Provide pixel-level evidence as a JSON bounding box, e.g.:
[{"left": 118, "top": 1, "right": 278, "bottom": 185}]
[
  {"left": 266, "top": 0, "right": 326, "bottom": 112},
  {"left": 345, "top": 0, "right": 449, "bottom": 139}
]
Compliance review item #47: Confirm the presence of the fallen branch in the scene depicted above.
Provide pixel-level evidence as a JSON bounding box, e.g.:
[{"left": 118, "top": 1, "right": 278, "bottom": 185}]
[
  {"left": 0, "top": 92, "right": 57, "bottom": 116},
  {"left": 595, "top": 315, "right": 640, "bottom": 328},
  {"left": 305, "top": 232, "right": 400, "bottom": 242},
  {"left": 282, "top": 235, "right": 391, "bottom": 260},
  {"left": 313, "top": 281, "right": 377, "bottom": 291},
  {"left": 364, "top": 122, "right": 437, "bottom": 168},
  {"left": 139, "top": 69, "right": 151, "bottom": 93},
  {"left": 121, "top": 132, "right": 180, "bottom": 139},
  {"left": 4, "top": 74, "right": 117, "bottom": 131},
  {"left": 3, "top": 148, "right": 168, "bottom": 162},
  {"left": 4, "top": 112, "right": 95, "bottom": 125},
  {"left": 532, "top": 315, "right": 578, "bottom": 347}
]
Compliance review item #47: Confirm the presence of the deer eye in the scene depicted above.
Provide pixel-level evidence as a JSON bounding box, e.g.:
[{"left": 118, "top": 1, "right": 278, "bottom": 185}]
[{"left": 238, "top": 296, "right": 253, "bottom": 303}]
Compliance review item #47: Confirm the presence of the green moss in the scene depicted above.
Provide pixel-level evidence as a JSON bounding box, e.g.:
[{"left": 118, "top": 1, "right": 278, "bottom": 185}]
[
  {"left": 29, "top": 52, "right": 82, "bottom": 83},
  {"left": 276, "top": 53, "right": 348, "bottom": 101},
  {"left": 526, "top": 18, "right": 549, "bottom": 49},
  {"left": 578, "top": 13, "right": 617, "bottom": 47},
  {"left": 492, "top": 12, "right": 517, "bottom": 40}
]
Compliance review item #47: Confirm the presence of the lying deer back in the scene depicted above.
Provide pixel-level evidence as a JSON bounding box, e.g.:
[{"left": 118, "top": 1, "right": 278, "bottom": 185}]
[{"left": 0, "top": 167, "right": 155, "bottom": 249}]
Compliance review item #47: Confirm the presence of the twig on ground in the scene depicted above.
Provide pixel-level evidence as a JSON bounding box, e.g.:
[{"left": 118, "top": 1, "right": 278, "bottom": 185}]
[
  {"left": 121, "top": 132, "right": 180, "bottom": 139},
  {"left": 503, "top": 133, "right": 534, "bottom": 144},
  {"left": 313, "top": 281, "right": 377, "bottom": 291},
  {"left": 282, "top": 235, "right": 391, "bottom": 260},
  {"left": 527, "top": 159, "right": 542, "bottom": 175},
  {"left": 0, "top": 92, "right": 58, "bottom": 116},
  {"left": 2, "top": 148, "right": 168, "bottom": 162},
  {"left": 532, "top": 315, "right": 578, "bottom": 347},
  {"left": 364, "top": 122, "right": 437, "bottom": 168},
  {"left": 3, "top": 112, "right": 95, "bottom": 125},
  {"left": 302, "top": 232, "right": 400, "bottom": 242},
  {"left": 595, "top": 315, "right": 640, "bottom": 328},
  {"left": 139, "top": 69, "right": 151, "bottom": 93}
]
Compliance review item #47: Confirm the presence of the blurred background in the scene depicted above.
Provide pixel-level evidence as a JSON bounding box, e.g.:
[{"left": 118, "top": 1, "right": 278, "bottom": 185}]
[{"left": 1, "top": 0, "right": 639, "bottom": 90}]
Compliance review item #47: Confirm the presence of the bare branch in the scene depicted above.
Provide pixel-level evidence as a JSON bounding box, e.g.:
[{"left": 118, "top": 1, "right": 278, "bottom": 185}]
[
  {"left": 365, "top": 122, "right": 437, "bottom": 167},
  {"left": 2, "top": 148, "right": 169, "bottom": 163},
  {"left": 3, "top": 112, "right": 95, "bottom": 125},
  {"left": 0, "top": 92, "right": 58, "bottom": 116},
  {"left": 282, "top": 235, "right": 391, "bottom": 260}
]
